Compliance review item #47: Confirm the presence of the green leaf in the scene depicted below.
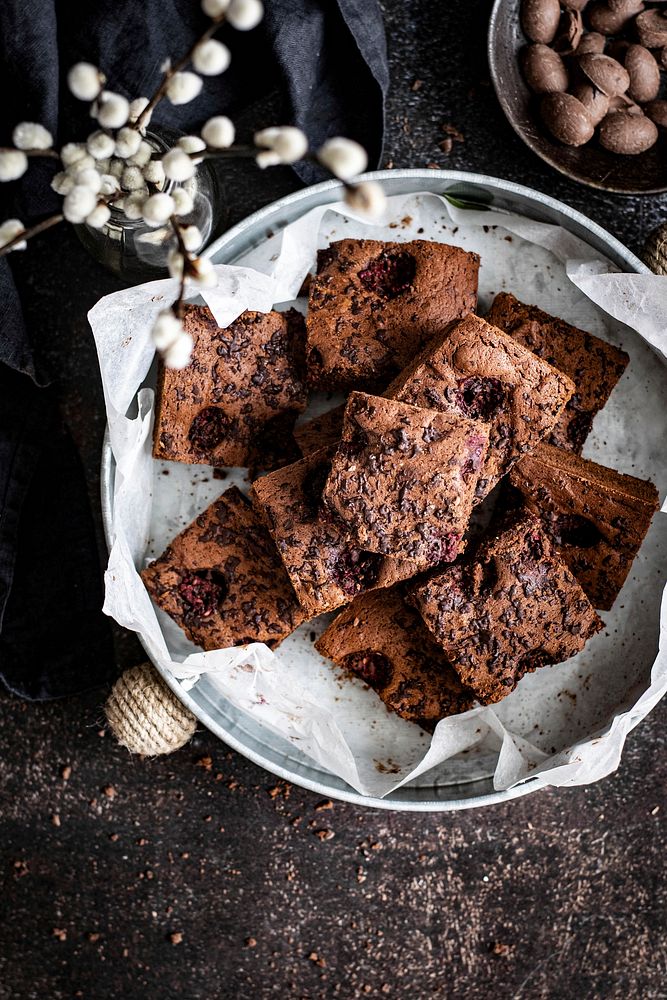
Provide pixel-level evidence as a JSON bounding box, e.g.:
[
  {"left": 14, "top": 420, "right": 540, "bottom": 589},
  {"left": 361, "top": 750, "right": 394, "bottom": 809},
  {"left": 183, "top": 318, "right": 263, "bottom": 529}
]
[{"left": 442, "top": 194, "right": 492, "bottom": 211}]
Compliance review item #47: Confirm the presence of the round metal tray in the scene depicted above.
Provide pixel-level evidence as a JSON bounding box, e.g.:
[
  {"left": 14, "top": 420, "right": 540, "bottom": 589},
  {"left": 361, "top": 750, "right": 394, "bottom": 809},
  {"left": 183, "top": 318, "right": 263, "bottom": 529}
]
[{"left": 101, "top": 169, "right": 648, "bottom": 811}]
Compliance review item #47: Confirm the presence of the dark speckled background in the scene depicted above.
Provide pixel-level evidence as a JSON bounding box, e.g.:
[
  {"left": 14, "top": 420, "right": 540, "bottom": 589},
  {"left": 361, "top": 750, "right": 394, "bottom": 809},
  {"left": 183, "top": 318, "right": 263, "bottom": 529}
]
[{"left": 2, "top": 2, "right": 667, "bottom": 998}]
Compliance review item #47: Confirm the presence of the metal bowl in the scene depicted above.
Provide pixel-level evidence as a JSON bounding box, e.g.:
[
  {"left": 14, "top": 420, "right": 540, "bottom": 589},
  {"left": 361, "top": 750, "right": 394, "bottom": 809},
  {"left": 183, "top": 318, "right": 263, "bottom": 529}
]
[
  {"left": 488, "top": 0, "right": 667, "bottom": 194},
  {"left": 101, "top": 169, "right": 648, "bottom": 811}
]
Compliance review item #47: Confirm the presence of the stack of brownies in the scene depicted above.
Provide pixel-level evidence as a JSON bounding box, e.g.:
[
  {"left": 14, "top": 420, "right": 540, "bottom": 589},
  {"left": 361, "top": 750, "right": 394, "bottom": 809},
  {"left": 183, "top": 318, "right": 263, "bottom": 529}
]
[{"left": 142, "top": 238, "right": 659, "bottom": 731}]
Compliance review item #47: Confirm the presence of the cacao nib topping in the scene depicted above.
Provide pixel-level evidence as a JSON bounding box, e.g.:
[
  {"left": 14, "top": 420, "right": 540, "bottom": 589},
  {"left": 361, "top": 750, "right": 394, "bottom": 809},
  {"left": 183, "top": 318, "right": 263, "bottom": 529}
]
[
  {"left": 544, "top": 513, "right": 602, "bottom": 549},
  {"left": 455, "top": 376, "right": 507, "bottom": 422},
  {"left": 358, "top": 251, "right": 416, "bottom": 299},
  {"left": 178, "top": 569, "right": 227, "bottom": 622},
  {"left": 524, "top": 530, "right": 545, "bottom": 563},
  {"left": 517, "top": 648, "right": 553, "bottom": 674},
  {"left": 343, "top": 649, "right": 392, "bottom": 688},
  {"left": 331, "top": 548, "right": 382, "bottom": 595},
  {"left": 188, "top": 407, "right": 231, "bottom": 455}
]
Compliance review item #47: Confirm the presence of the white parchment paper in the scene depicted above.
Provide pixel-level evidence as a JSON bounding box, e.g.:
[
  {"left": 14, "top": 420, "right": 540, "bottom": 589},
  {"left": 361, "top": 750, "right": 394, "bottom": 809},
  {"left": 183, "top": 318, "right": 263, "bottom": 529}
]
[{"left": 90, "top": 191, "right": 667, "bottom": 799}]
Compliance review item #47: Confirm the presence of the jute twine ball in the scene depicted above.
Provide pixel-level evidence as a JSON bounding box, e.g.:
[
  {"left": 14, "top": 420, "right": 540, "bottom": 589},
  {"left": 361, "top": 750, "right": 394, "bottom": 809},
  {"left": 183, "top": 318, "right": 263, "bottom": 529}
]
[
  {"left": 105, "top": 662, "right": 197, "bottom": 756},
  {"left": 642, "top": 222, "right": 667, "bottom": 275}
]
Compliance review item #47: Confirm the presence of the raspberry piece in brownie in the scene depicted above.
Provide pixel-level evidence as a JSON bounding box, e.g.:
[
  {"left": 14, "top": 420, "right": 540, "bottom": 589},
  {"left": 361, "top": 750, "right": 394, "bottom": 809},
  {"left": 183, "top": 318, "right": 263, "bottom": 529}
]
[
  {"left": 141, "top": 487, "right": 305, "bottom": 650},
  {"left": 294, "top": 404, "right": 345, "bottom": 457},
  {"left": 385, "top": 312, "right": 575, "bottom": 501},
  {"left": 408, "top": 511, "right": 603, "bottom": 705},
  {"left": 322, "top": 392, "right": 490, "bottom": 570},
  {"left": 306, "top": 239, "right": 479, "bottom": 389},
  {"left": 315, "top": 588, "right": 474, "bottom": 729},
  {"left": 486, "top": 292, "right": 629, "bottom": 453},
  {"left": 251, "top": 448, "right": 417, "bottom": 617},
  {"left": 508, "top": 443, "right": 659, "bottom": 610},
  {"left": 153, "top": 304, "right": 307, "bottom": 470}
]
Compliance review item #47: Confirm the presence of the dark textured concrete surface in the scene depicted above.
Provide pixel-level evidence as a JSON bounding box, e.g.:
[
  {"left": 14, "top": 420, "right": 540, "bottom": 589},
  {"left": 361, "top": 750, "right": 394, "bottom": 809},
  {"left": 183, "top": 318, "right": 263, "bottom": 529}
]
[{"left": 2, "top": 2, "right": 667, "bottom": 998}]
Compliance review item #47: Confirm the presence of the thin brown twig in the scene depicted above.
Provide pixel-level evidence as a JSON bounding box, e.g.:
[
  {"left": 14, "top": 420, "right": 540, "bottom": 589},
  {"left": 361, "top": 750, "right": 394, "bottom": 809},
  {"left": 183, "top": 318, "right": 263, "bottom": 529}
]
[
  {"left": 0, "top": 147, "right": 60, "bottom": 160},
  {"left": 0, "top": 213, "right": 64, "bottom": 257},
  {"left": 169, "top": 215, "right": 189, "bottom": 317},
  {"left": 133, "top": 15, "right": 227, "bottom": 133},
  {"left": 185, "top": 145, "right": 256, "bottom": 160}
]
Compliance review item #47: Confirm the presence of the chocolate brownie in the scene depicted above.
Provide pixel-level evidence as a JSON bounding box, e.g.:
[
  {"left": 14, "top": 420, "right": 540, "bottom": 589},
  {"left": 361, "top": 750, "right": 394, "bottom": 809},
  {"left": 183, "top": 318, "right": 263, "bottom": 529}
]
[
  {"left": 322, "top": 392, "right": 490, "bottom": 569},
  {"left": 141, "top": 487, "right": 305, "bottom": 650},
  {"left": 294, "top": 405, "right": 345, "bottom": 457},
  {"left": 153, "top": 304, "right": 307, "bottom": 470},
  {"left": 306, "top": 239, "right": 480, "bottom": 390},
  {"left": 409, "top": 511, "right": 603, "bottom": 704},
  {"left": 315, "top": 589, "right": 474, "bottom": 728},
  {"left": 508, "top": 443, "right": 659, "bottom": 610},
  {"left": 486, "top": 292, "right": 629, "bottom": 453},
  {"left": 385, "top": 312, "right": 575, "bottom": 500},
  {"left": 251, "top": 448, "right": 417, "bottom": 617}
]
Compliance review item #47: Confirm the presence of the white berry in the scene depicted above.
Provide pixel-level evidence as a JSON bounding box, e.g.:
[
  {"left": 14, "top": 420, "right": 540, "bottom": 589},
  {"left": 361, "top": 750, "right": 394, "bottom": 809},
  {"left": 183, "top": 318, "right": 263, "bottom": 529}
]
[
  {"left": 0, "top": 150, "right": 28, "bottom": 181},
  {"left": 63, "top": 185, "right": 98, "bottom": 223},
  {"left": 254, "top": 126, "right": 308, "bottom": 167},
  {"left": 190, "top": 256, "right": 216, "bottom": 287},
  {"left": 172, "top": 187, "right": 194, "bottom": 217},
  {"left": 165, "top": 72, "right": 202, "bottom": 106},
  {"left": 96, "top": 92, "right": 130, "bottom": 129},
  {"left": 51, "top": 171, "right": 75, "bottom": 196},
  {"left": 121, "top": 165, "right": 145, "bottom": 191},
  {"left": 344, "top": 181, "right": 386, "bottom": 218},
  {"left": 142, "top": 192, "right": 175, "bottom": 226},
  {"left": 180, "top": 225, "right": 203, "bottom": 252},
  {"left": 152, "top": 310, "right": 183, "bottom": 351},
  {"left": 227, "top": 0, "right": 264, "bottom": 30},
  {"left": 201, "top": 116, "right": 235, "bottom": 148},
  {"left": 115, "top": 127, "right": 142, "bottom": 158},
  {"left": 13, "top": 122, "right": 53, "bottom": 150},
  {"left": 87, "top": 131, "right": 116, "bottom": 160},
  {"left": 0, "top": 219, "right": 27, "bottom": 251},
  {"left": 317, "top": 137, "right": 367, "bottom": 181},
  {"left": 162, "top": 147, "right": 196, "bottom": 182},
  {"left": 85, "top": 203, "right": 111, "bottom": 229},
  {"left": 202, "top": 0, "right": 230, "bottom": 15},
  {"left": 193, "top": 39, "right": 231, "bottom": 75},
  {"left": 163, "top": 331, "right": 194, "bottom": 369},
  {"left": 68, "top": 63, "right": 105, "bottom": 101}
]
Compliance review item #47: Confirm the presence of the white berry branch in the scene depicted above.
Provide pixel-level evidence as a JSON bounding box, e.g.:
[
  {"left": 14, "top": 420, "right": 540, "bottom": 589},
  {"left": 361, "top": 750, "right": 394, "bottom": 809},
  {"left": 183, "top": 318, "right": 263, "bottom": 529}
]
[{"left": 0, "top": 0, "right": 387, "bottom": 370}]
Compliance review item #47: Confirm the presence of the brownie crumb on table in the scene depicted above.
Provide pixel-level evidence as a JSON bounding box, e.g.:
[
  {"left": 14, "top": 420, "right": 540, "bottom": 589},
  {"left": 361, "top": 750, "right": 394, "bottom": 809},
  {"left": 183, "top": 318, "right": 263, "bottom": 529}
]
[
  {"left": 140, "top": 486, "right": 305, "bottom": 651},
  {"left": 322, "top": 391, "right": 490, "bottom": 570},
  {"left": 486, "top": 292, "right": 629, "bottom": 454},
  {"left": 315, "top": 588, "right": 474, "bottom": 729},
  {"left": 408, "top": 510, "right": 603, "bottom": 704},
  {"left": 306, "top": 238, "right": 480, "bottom": 390},
  {"left": 385, "top": 312, "right": 575, "bottom": 501},
  {"left": 251, "top": 447, "right": 417, "bottom": 618},
  {"left": 508, "top": 443, "right": 659, "bottom": 610},
  {"left": 153, "top": 304, "right": 308, "bottom": 470}
]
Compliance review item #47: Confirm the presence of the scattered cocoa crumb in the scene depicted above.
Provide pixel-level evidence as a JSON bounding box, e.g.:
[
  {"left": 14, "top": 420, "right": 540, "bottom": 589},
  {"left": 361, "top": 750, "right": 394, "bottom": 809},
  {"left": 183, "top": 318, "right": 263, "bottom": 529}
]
[
  {"left": 442, "top": 123, "right": 465, "bottom": 142},
  {"left": 308, "top": 952, "right": 327, "bottom": 967},
  {"left": 356, "top": 866, "right": 367, "bottom": 884},
  {"left": 245, "top": 937, "right": 257, "bottom": 948},
  {"left": 109, "top": 833, "right": 119, "bottom": 842},
  {"left": 385, "top": 160, "right": 394, "bottom": 169},
  {"left": 196, "top": 756, "right": 213, "bottom": 771},
  {"left": 491, "top": 942, "right": 514, "bottom": 957},
  {"left": 504, "top": 235, "right": 513, "bottom": 242},
  {"left": 212, "top": 468, "right": 228, "bottom": 480},
  {"left": 314, "top": 799, "right": 333, "bottom": 812},
  {"left": 87, "top": 932, "right": 101, "bottom": 943},
  {"left": 136, "top": 838, "right": 148, "bottom": 846},
  {"left": 181, "top": 852, "right": 190, "bottom": 859},
  {"left": 309, "top": 631, "right": 317, "bottom": 642},
  {"left": 61, "top": 765, "right": 72, "bottom": 781},
  {"left": 53, "top": 928, "right": 67, "bottom": 942},
  {"left": 314, "top": 829, "right": 335, "bottom": 841},
  {"left": 204, "top": 815, "right": 212, "bottom": 823},
  {"left": 51, "top": 814, "right": 61, "bottom": 827},
  {"left": 438, "top": 138, "right": 453, "bottom": 155},
  {"left": 411, "top": 78, "right": 423, "bottom": 91},
  {"left": 14, "top": 860, "right": 29, "bottom": 878},
  {"left": 425, "top": 162, "right": 440, "bottom": 169},
  {"left": 102, "top": 785, "right": 115, "bottom": 799},
  {"left": 169, "top": 932, "right": 183, "bottom": 945}
]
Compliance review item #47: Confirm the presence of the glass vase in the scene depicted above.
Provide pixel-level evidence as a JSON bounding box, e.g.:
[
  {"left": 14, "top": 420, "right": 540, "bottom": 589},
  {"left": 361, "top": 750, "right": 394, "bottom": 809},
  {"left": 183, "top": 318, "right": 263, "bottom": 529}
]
[{"left": 75, "top": 125, "right": 219, "bottom": 282}]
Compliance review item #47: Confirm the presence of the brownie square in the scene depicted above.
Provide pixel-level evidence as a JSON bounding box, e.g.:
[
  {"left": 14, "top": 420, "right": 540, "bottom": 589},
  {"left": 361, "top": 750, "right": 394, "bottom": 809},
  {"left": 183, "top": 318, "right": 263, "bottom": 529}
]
[
  {"left": 141, "top": 487, "right": 305, "bottom": 650},
  {"left": 509, "top": 443, "right": 659, "bottom": 610},
  {"left": 322, "top": 392, "right": 490, "bottom": 569},
  {"left": 486, "top": 292, "right": 629, "bottom": 453},
  {"left": 409, "top": 511, "right": 603, "bottom": 704},
  {"left": 294, "top": 405, "right": 345, "bottom": 457},
  {"left": 306, "top": 239, "right": 480, "bottom": 390},
  {"left": 251, "top": 448, "right": 417, "bottom": 617},
  {"left": 153, "top": 304, "right": 307, "bottom": 470},
  {"left": 385, "top": 312, "right": 575, "bottom": 501},
  {"left": 315, "top": 588, "right": 474, "bottom": 728}
]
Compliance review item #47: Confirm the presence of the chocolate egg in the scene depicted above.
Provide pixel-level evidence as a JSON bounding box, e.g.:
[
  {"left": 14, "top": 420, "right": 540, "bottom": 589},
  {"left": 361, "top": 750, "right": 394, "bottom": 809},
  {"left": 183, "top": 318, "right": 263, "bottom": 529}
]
[
  {"left": 608, "top": 93, "right": 643, "bottom": 114},
  {"left": 540, "top": 92, "right": 595, "bottom": 145},
  {"left": 521, "top": 44, "right": 569, "bottom": 93},
  {"left": 578, "top": 53, "right": 630, "bottom": 96},
  {"left": 554, "top": 10, "right": 584, "bottom": 53},
  {"left": 575, "top": 31, "right": 606, "bottom": 54},
  {"left": 570, "top": 83, "right": 610, "bottom": 124},
  {"left": 624, "top": 44, "right": 660, "bottom": 103},
  {"left": 588, "top": 0, "right": 644, "bottom": 34},
  {"left": 599, "top": 110, "right": 658, "bottom": 153},
  {"left": 635, "top": 9, "right": 667, "bottom": 48},
  {"left": 520, "top": 0, "right": 561, "bottom": 43},
  {"left": 645, "top": 99, "right": 667, "bottom": 128}
]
